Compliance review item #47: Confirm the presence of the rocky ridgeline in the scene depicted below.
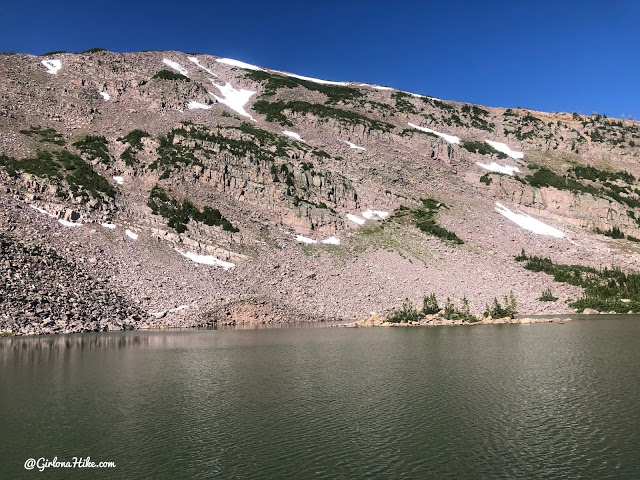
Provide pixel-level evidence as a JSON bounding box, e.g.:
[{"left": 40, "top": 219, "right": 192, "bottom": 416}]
[{"left": 0, "top": 233, "right": 146, "bottom": 335}]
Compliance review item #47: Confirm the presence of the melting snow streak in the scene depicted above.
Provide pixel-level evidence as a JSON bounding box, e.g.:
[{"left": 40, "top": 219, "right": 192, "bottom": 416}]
[
  {"left": 407, "top": 122, "right": 460, "bottom": 144},
  {"left": 485, "top": 140, "right": 524, "bottom": 159},
  {"left": 476, "top": 162, "right": 520, "bottom": 176},
  {"left": 162, "top": 59, "right": 188, "bottom": 76},
  {"left": 187, "top": 56, "right": 217, "bottom": 77},
  {"left": 41, "top": 59, "right": 62, "bottom": 75},
  {"left": 495, "top": 203, "right": 565, "bottom": 238},
  {"left": 210, "top": 81, "right": 256, "bottom": 120},
  {"left": 174, "top": 248, "right": 235, "bottom": 269},
  {"left": 215, "top": 58, "right": 262, "bottom": 71}
]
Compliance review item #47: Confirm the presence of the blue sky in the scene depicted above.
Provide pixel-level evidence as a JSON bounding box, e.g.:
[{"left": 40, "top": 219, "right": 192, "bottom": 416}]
[{"left": 1, "top": 0, "right": 638, "bottom": 118}]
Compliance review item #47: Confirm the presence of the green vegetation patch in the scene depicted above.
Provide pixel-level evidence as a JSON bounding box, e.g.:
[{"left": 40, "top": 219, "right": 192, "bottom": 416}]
[
  {"left": 147, "top": 184, "right": 238, "bottom": 234},
  {"left": 0, "top": 150, "right": 114, "bottom": 199},
  {"left": 386, "top": 294, "right": 479, "bottom": 323},
  {"left": 391, "top": 91, "right": 419, "bottom": 114},
  {"left": 394, "top": 198, "right": 463, "bottom": 245},
  {"left": 482, "top": 292, "right": 518, "bottom": 318},
  {"left": 523, "top": 165, "right": 640, "bottom": 209},
  {"left": 82, "top": 47, "right": 108, "bottom": 53},
  {"left": 152, "top": 69, "right": 190, "bottom": 82},
  {"left": 462, "top": 141, "right": 508, "bottom": 158},
  {"left": 72, "top": 135, "right": 111, "bottom": 163},
  {"left": 19, "top": 126, "right": 66, "bottom": 146},
  {"left": 245, "top": 70, "right": 363, "bottom": 103},
  {"left": 117, "top": 130, "right": 150, "bottom": 166},
  {"left": 252, "top": 100, "right": 395, "bottom": 132},
  {"left": 538, "top": 288, "right": 558, "bottom": 302},
  {"left": 516, "top": 250, "right": 640, "bottom": 313}
]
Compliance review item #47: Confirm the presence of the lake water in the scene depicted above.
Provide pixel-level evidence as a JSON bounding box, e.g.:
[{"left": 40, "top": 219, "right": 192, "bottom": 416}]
[{"left": 1, "top": 317, "right": 639, "bottom": 479}]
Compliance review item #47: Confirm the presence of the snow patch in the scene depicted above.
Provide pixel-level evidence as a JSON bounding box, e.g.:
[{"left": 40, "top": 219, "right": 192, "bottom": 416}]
[
  {"left": 295, "top": 235, "right": 317, "bottom": 244},
  {"left": 485, "top": 140, "right": 524, "bottom": 159},
  {"left": 41, "top": 59, "right": 62, "bottom": 75},
  {"left": 29, "top": 205, "right": 55, "bottom": 218},
  {"left": 361, "top": 209, "right": 389, "bottom": 220},
  {"left": 174, "top": 248, "right": 235, "bottom": 270},
  {"left": 216, "top": 58, "right": 262, "bottom": 71},
  {"left": 169, "top": 305, "right": 189, "bottom": 313},
  {"left": 476, "top": 162, "right": 521, "bottom": 176},
  {"left": 101, "top": 223, "right": 116, "bottom": 229},
  {"left": 495, "top": 203, "right": 565, "bottom": 238},
  {"left": 346, "top": 214, "right": 366, "bottom": 225},
  {"left": 283, "top": 130, "right": 304, "bottom": 141},
  {"left": 58, "top": 219, "right": 82, "bottom": 227},
  {"left": 343, "top": 140, "right": 365, "bottom": 151},
  {"left": 407, "top": 122, "right": 460, "bottom": 144},
  {"left": 162, "top": 59, "right": 188, "bottom": 76},
  {"left": 210, "top": 81, "right": 256, "bottom": 120},
  {"left": 187, "top": 101, "right": 211, "bottom": 110},
  {"left": 321, "top": 236, "right": 340, "bottom": 245},
  {"left": 187, "top": 56, "right": 217, "bottom": 77},
  {"left": 125, "top": 229, "right": 139, "bottom": 240},
  {"left": 99, "top": 91, "right": 110, "bottom": 101},
  {"left": 358, "top": 83, "right": 393, "bottom": 91},
  {"left": 282, "top": 72, "right": 349, "bottom": 86},
  {"left": 113, "top": 176, "right": 123, "bottom": 185}
]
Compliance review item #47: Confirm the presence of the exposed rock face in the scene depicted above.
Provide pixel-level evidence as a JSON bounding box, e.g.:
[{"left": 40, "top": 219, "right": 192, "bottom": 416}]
[{"left": 1, "top": 50, "right": 640, "bottom": 334}]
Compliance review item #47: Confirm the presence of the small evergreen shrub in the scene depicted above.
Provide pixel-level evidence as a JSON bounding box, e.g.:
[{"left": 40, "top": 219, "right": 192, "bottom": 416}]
[
  {"left": 421, "top": 293, "right": 440, "bottom": 315},
  {"left": 152, "top": 70, "right": 190, "bottom": 82},
  {"left": 386, "top": 299, "right": 421, "bottom": 323},
  {"left": 539, "top": 288, "right": 558, "bottom": 302},
  {"left": 483, "top": 292, "right": 518, "bottom": 318},
  {"left": 19, "top": 126, "right": 65, "bottom": 146}
]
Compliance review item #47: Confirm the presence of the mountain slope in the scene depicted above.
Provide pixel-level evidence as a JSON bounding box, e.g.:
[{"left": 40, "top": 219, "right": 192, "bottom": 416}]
[{"left": 1, "top": 49, "right": 640, "bottom": 334}]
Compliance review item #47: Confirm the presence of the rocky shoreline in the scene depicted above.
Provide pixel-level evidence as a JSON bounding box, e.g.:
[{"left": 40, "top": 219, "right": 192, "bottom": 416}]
[{"left": 333, "top": 314, "right": 573, "bottom": 328}]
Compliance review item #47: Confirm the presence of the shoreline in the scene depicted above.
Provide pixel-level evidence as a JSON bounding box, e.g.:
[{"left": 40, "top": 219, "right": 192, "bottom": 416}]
[
  {"left": 332, "top": 314, "right": 575, "bottom": 328},
  {"left": 4, "top": 313, "right": 640, "bottom": 337}
]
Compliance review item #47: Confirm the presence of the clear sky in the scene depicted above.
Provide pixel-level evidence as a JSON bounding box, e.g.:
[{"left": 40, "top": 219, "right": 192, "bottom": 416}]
[{"left": 1, "top": 0, "right": 638, "bottom": 118}]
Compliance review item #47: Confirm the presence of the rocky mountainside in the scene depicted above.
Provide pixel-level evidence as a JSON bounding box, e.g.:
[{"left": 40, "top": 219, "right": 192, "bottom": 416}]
[{"left": 1, "top": 49, "right": 640, "bottom": 334}]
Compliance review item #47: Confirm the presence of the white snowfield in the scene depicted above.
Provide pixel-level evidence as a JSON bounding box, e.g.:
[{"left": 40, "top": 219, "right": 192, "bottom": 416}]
[
  {"left": 321, "top": 236, "right": 340, "bottom": 245},
  {"left": 101, "top": 223, "right": 116, "bottom": 229},
  {"left": 358, "top": 83, "right": 393, "bottom": 91},
  {"left": 495, "top": 202, "right": 565, "bottom": 238},
  {"left": 113, "top": 176, "right": 124, "bottom": 185},
  {"left": 29, "top": 204, "right": 55, "bottom": 218},
  {"left": 174, "top": 248, "right": 235, "bottom": 270},
  {"left": 187, "top": 101, "right": 212, "bottom": 110},
  {"left": 41, "top": 59, "right": 62, "bottom": 75},
  {"left": 346, "top": 213, "right": 366, "bottom": 225},
  {"left": 125, "top": 229, "right": 139, "bottom": 240},
  {"left": 282, "top": 72, "right": 349, "bottom": 86},
  {"left": 210, "top": 81, "right": 256, "bottom": 120},
  {"left": 476, "top": 162, "right": 521, "bottom": 176},
  {"left": 283, "top": 130, "right": 304, "bottom": 141},
  {"left": 361, "top": 209, "right": 389, "bottom": 220},
  {"left": 343, "top": 140, "right": 366, "bottom": 151},
  {"left": 58, "top": 219, "right": 82, "bottom": 227},
  {"left": 162, "top": 59, "right": 188, "bottom": 76},
  {"left": 407, "top": 122, "right": 460, "bottom": 144},
  {"left": 485, "top": 140, "right": 524, "bottom": 159},
  {"left": 99, "top": 91, "right": 110, "bottom": 101},
  {"left": 215, "top": 57, "right": 262, "bottom": 71},
  {"left": 295, "top": 234, "right": 317, "bottom": 244},
  {"left": 187, "top": 56, "right": 217, "bottom": 77}
]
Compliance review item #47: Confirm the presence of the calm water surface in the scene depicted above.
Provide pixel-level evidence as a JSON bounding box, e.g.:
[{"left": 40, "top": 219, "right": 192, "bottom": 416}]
[{"left": 1, "top": 318, "right": 639, "bottom": 479}]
